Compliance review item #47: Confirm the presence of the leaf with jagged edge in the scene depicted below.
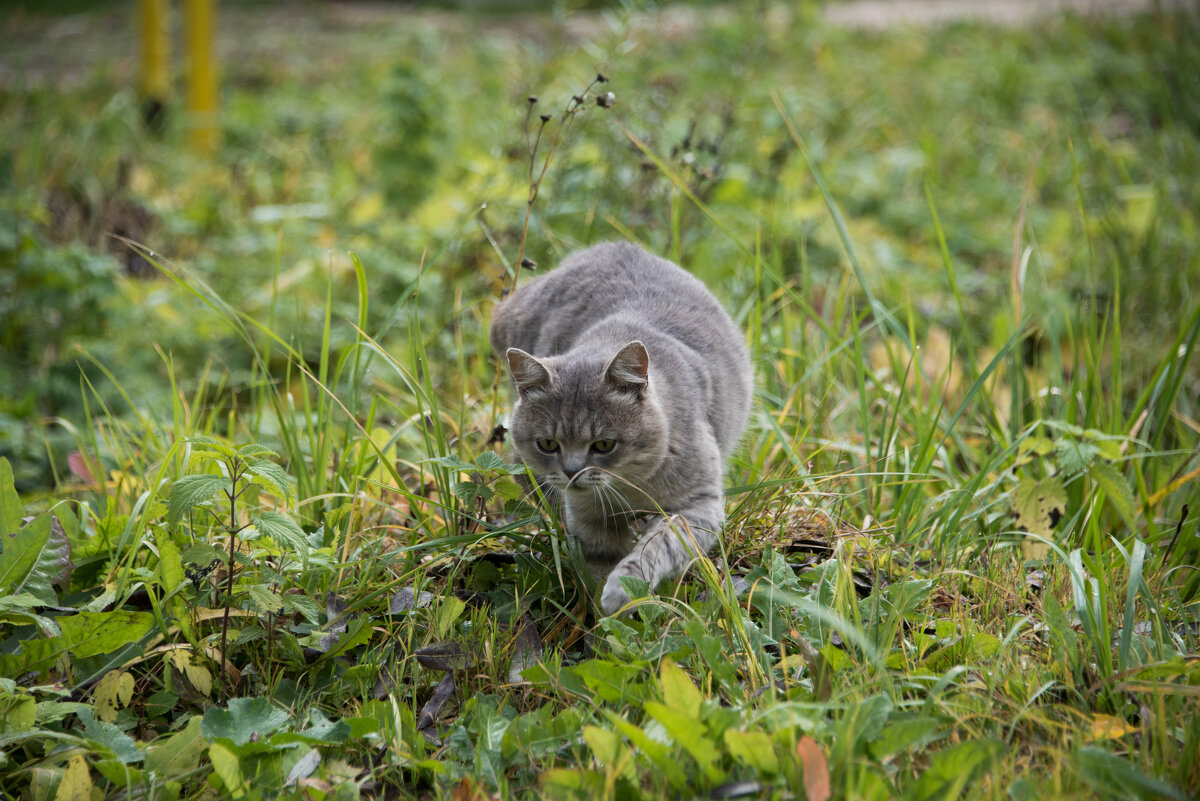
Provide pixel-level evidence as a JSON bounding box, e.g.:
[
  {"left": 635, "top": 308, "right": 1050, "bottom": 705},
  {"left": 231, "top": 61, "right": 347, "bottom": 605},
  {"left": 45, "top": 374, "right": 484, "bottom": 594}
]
[
  {"left": 248, "top": 512, "right": 307, "bottom": 552},
  {"left": 167, "top": 474, "right": 227, "bottom": 525},
  {"left": 245, "top": 458, "right": 293, "bottom": 504},
  {"left": 1089, "top": 461, "right": 1138, "bottom": 531},
  {"left": 1013, "top": 476, "right": 1068, "bottom": 557}
]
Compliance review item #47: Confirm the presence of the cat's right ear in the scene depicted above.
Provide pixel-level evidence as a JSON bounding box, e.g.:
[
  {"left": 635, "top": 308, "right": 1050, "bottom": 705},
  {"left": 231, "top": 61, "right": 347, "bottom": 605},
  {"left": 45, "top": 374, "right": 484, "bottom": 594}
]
[{"left": 506, "top": 348, "right": 551, "bottom": 396}]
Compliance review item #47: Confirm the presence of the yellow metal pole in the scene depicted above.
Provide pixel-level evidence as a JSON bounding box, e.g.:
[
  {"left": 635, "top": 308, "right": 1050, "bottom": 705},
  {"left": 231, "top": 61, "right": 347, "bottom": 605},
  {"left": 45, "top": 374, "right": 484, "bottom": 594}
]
[
  {"left": 185, "top": 0, "right": 218, "bottom": 153},
  {"left": 139, "top": 0, "right": 169, "bottom": 128}
]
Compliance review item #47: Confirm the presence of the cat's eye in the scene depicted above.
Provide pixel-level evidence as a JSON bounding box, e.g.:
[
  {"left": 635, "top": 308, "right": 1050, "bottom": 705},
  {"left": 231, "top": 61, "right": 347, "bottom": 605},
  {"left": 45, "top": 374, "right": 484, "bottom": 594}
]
[
  {"left": 590, "top": 439, "right": 617, "bottom": 454},
  {"left": 535, "top": 438, "right": 560, "bottom": 454}
]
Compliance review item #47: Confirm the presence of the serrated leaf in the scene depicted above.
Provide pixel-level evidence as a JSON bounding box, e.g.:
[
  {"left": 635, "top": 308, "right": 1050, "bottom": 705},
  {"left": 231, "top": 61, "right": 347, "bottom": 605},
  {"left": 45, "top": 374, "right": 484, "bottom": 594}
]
[
  {"left": 1056, "top": 438, "right": 1100, "bottom": 476},
  {"left": 1089, "top": 461, "right": 1138, "bottom": 530},
  {"left": 1012, "top": 477, "right": 1067, "bottom": 540},
  {"left": 249, "top": 512, "right": 307, "bottom": 552},
  {"left": 0, "top": 457, "right": 23, "bottom": 537},
  {"left": 247, "top": 583, "right": 284, "bottom": 614},
  {"left": 201, "top": 697, "right": 290, "bottom": 746},
  {"left": 168, "top": 474, "right": 227, "bottom": 525},
  {"left": 236, "top": 443, "right": 279, "bottom": 460},
  {"left": 245, "top": 459, "right": 292, "bottom": 504},
  {"left": 474, "top": 451, "right": 510, "bottom": 472},
  {"left": 282, "top": 593, "right": 323, "bottom": 624},
  {"left": 453, "top": 480, "right": 493, "bottom": 505},
  {"left": 93, "top": 670, "right": 135, "bottom": 723},
  {"left": 186, "top": 435, "right": 239, "bottom": 461},
  {"left": 426, "top": 455, "right": 475, "bottom": 472}
]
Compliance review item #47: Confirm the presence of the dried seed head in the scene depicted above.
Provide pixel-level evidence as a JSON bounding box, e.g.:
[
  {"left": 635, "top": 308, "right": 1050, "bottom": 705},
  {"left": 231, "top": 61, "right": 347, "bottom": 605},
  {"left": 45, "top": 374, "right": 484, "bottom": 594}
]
[
  {"left": 539, "top": 113, "right": 552, "bottom": 123},
  {"left": 596, "top": 73, "right": 608, "bottom": 83},
  {"left": 596, "top": 92, "right": 616, "bottom": 109},
  {"left": 520, "top": 258, "right": 537, "bottom": 269},
  {"left": 527, "top": 95, "right": 538, "bottom": 104}
]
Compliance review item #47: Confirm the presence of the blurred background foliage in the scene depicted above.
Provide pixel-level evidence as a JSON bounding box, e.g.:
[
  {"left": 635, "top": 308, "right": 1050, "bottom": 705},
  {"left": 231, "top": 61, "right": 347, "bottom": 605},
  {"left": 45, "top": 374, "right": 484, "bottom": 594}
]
[{"left": 1, "top": 0, "right": 1197, "bottom": 491}]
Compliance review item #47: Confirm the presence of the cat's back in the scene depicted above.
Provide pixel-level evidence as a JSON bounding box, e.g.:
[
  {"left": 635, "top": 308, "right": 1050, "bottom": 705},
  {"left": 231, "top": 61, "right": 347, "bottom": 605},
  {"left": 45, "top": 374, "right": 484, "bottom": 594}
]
[{"left": 490, "top": 242, "right": 736, "bottom": 358}]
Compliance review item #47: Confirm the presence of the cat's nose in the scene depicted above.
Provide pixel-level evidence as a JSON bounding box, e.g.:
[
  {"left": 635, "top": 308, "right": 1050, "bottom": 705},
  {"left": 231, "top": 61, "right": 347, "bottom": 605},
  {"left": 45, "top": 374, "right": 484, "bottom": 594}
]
[{"left": 562, "top": 458, "right": 586, "bottom": 479}]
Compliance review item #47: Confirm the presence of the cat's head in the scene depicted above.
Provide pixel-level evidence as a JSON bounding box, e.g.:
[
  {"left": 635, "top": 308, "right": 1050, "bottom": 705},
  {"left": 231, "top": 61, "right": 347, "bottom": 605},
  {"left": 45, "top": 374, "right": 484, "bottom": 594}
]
[{"left": 505, "top": 341, "right": 668, "bottom": 494}]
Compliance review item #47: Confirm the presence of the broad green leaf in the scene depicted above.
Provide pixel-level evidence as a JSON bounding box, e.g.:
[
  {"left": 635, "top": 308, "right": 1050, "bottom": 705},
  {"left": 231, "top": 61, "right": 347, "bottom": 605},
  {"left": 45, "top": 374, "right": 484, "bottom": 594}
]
[
  {"left": 202, "top": 697, "right": 291, "bottom": 746},
  {"left": 583, "top": 725, "right": 622, "bottom": 768},
  {"left": 1076, "top": 746, "right": 1188, "bottom": 801},
  {"left": 0, "top": 457, "right": 23, "bottom": 537},
  {"left": 605, "top": 711, "right": 688, "bottom": 789},
  {"left": 248, "top": 512, "right": 307, "bottom": 552},
  {"left": 1089, "top": 461, "right": 1138, "bottom": 530},
  {"left": 574, "top": 660, "right": 644, "bottom": 704},
  {"left": 167, "top": 474, "right": 227, "bottom": 525},
  {"left": 146, "top": 716, "right": 207, "bottom": 777},
  {"left": 643, "top": 701, "right": 724, "bottom": 782},
  {"left": 59, "top": 611, "right": 156, "bottom": 659},
  {"left": 902, "top": 738, "right": 1003, "bottom": 801},
  {"left": 867, "top": 715, "right": 946, "bottom": 759},
  {"left": 208, "top": 741, "right": 247, "bottom": 798},
  {"left": 0, "top": 513, "right": 49, "bottom": 597},
  {"left": 0, "top": 691, "right": 36, "bottom": 734},
  {"left": 77, "top": 707, "right": 143, "bottom": 764},
  {"left": 659, "top": 657, "right": 702, "bottom": 718},
  {"left": 724, "top": 728, "right": 779, "bottom": 774},
  {"left": 0, "top": 592, "right": 60, "bottom": 637},
  {"left": 1012, "top": 477, "right": 1067, "bottom": 540}
]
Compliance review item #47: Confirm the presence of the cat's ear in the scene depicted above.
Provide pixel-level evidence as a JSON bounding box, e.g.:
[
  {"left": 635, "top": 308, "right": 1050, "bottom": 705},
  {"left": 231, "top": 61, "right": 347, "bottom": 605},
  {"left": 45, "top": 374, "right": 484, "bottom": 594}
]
[
  {"left": 605, "top": 341, "right": 649, "bottom": 394},
  {"left": 506, "top": 348, "right": 551, "bottom": 395}
]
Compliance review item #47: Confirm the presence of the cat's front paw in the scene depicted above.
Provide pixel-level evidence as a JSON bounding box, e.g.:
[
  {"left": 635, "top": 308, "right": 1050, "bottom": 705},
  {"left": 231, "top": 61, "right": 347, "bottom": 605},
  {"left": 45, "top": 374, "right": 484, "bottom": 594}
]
[{"left": 600, "top": 577, "right": 632, "bottom": 616}]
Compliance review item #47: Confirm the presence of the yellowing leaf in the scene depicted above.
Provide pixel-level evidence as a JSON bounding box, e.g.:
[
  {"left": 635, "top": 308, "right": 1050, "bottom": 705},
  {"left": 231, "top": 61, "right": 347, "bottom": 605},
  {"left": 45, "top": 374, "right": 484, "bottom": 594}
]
[
  {"left": 168, "top": 650, "right": 213, "bottom": 698},
  {"left": 659, "top": 657, "right": 702, "bottom": 718},
  {"left": 54, "top": 754, "right": 93, "bottom": 801},
  {"left": 1013, "top": 477, "right": 1067, "bottom": 557},
  {"left": 93, "top": 670, "right": 135, "bottom": 723},
  {"left": 208, "top": 741, "right": 247, "bottom": 798},
  {"left": 1088, "top": 714, "right": 1138, "bottom": 742}
]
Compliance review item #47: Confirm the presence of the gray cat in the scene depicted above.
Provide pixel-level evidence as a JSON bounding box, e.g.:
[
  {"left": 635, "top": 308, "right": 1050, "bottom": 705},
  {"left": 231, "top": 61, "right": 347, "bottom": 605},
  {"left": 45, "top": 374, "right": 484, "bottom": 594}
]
[{"left": 490, "top": 242, "right": 752, "bottom": 614}]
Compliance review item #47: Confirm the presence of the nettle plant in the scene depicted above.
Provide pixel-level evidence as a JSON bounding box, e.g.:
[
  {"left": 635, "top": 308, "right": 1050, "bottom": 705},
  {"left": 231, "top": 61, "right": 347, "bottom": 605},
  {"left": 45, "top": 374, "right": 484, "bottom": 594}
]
[{"left": 167, "top": 436, "right": 309, "bottom": 674}]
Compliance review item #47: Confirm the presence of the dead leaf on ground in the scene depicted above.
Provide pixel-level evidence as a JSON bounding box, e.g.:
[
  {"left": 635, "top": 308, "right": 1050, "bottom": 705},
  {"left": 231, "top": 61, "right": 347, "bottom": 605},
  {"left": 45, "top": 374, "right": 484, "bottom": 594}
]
[{"left": 796, "top": 736, "right": 832, "bottom": 801}]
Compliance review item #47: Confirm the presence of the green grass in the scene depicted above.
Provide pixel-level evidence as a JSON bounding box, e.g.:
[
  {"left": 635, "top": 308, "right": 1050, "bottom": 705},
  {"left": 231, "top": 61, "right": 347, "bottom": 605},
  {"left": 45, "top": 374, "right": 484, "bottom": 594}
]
[{"left": 1, "top": 3, "right": 1198, "bottom": 800}]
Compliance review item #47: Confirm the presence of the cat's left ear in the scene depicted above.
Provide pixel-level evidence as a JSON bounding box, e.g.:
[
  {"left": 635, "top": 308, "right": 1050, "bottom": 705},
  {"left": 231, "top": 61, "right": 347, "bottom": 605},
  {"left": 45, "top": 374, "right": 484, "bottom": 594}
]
[
  {"left": 507, "top": 348, "right": 551, "bottom": 396},
  {"left": 605, "top": 341, "right": 649, "bottom": 394}
]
